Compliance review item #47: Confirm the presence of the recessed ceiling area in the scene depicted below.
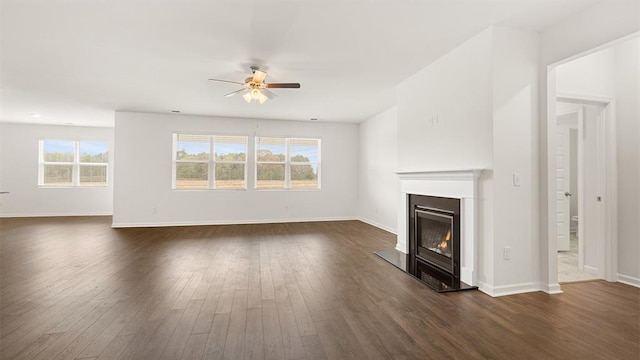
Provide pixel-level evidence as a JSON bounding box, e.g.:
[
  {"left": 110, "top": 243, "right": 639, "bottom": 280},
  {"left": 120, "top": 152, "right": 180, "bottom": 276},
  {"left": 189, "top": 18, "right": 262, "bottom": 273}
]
[{"left": 0, "top": 0, "right": 600, "bottom": 127}]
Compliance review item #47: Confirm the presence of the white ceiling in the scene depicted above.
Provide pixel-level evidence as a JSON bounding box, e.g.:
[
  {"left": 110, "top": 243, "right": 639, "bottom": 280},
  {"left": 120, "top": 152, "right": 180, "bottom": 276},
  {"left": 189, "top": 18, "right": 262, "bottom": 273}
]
[{"left": 1, "top": 0, "right": 601, "bottom": 127}]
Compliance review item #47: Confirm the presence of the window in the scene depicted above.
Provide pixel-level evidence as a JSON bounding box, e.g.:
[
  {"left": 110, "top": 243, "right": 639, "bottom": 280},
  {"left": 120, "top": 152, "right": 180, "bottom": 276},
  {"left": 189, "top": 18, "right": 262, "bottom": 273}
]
[
  {"left": 173, "top": 134, "right": 247, "bottom": 190},
  {"left": 255, "top": 137, "right": 320, "bottom": 189},
  {"left": 39, "top": 140, "right": 109, "bottom": 187}
]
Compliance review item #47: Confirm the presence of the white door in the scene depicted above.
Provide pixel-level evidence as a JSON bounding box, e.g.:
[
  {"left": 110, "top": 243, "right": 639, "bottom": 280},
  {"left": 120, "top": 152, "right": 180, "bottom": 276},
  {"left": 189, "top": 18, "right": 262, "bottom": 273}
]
[{"left": 556, "top": 125, "right": 571, "bottom": 251}]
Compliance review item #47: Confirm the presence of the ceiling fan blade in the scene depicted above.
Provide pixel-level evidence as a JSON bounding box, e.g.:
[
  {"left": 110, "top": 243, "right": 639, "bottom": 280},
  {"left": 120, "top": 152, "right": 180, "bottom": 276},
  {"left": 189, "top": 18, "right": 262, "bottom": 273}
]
[
  {"left": 266, "top": 83, "right": 300, "bottom": 89},
  {"left": 224, "top": 88, "right": 246, "bottom": 97},
  {"left": 208, "top": 78, "right": 245, "bottom": 85},
  {"left": 252, "top": 70, "right": 267, "bottom": 84},
  {"left": 261, "top": 88, "right": 278, "bottom": 99}
]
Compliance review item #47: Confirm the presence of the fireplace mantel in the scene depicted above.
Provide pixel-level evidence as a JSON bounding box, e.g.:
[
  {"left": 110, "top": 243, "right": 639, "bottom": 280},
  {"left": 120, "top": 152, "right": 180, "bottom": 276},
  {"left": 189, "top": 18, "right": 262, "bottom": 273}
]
[
  {"left": 396, "top": 169, "right": 483, "bottom": 181},
  {"left": 396, "top": 169, "right": 484, "bottom": 286}
]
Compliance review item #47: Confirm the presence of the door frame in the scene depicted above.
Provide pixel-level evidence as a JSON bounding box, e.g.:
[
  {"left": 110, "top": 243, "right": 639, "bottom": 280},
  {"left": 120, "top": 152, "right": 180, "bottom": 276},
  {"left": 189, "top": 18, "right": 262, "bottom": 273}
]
[{"left": 547, "top": 89, "right": 618, "bottom": 289}]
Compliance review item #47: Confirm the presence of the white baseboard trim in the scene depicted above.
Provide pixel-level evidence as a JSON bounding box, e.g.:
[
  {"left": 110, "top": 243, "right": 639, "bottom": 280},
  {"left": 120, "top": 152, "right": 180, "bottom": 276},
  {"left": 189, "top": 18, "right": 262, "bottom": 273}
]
[
  {"left": 477, "top": 281, "right": 542, "bottom": 297},
  {"left": 0, "top": 212, "right": 112, "bottom": 218},
  {"left": 617, "top": 274, "right": 640, "bottom": 288},
  {"left": 540, "top": 282, "right": 564, "bottom": 295},
  {"left": 583, "top": 265, "right": 598, "bottom": 275},
  {"left": 357, "top": 217, "right": 397, "bottom": 235},
  {"left": 111, "top": 216, "right": 358, "bottom": 228}
]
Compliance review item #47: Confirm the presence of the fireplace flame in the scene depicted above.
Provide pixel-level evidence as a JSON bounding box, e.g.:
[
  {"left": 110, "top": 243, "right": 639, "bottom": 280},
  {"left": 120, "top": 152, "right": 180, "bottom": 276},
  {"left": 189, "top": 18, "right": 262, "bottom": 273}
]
[{"left": 438, "top": 229, "right": 452, "bottom": 250}]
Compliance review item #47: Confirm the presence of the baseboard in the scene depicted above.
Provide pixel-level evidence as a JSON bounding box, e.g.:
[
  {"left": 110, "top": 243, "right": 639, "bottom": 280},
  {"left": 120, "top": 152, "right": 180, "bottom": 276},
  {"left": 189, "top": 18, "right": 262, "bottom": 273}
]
[
  {"left": 111, "top": 216, "right": 358, "bottom": 228},
  {"left": 583, "top": 265, "right": 598, "bottom": 275},
  {"left": 357, "top": 217, "right": 397, "bottom": 235},
  {"left": 617, "top": 274, "right": 640, "bottom": 288},
  {"left": 540, "top": 282, "right": 564, "bottom": 294},
  {"left": 0, "top": 212, "right": 112, "bottom": 218},
  {"left": 477, "top": 281, "right": 542, "bottom": 297}
]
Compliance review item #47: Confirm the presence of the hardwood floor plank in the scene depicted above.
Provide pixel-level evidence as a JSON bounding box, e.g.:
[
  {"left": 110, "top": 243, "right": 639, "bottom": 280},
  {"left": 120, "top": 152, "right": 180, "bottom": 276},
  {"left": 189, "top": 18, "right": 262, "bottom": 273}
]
[
  {"left": 261, "top": 300, "right": 285, "bottom": 360},
  {"left": 243, "top": 307, "right": 264, "bottom": 360},
  {"left": 179, "top": 333, "right": 208, "bottom": 360},
  {"left": 222, "top": 289, "right": 248, "bottom": 359},
  {"left": 274, "top": 286, "right": 306, "bottom": 359},
  {"left": 160, "top": 299, "right": 204, "bottom": 360},
  {"left": 201, "top": 313, "right": 230, "bottom": 360}
]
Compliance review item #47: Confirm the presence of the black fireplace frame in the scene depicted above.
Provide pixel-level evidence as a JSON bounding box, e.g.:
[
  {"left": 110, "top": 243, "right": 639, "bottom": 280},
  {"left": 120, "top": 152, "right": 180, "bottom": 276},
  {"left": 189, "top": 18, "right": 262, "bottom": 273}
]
[{"left": 409, "top": 194, "right": 461, "bottom": 282}]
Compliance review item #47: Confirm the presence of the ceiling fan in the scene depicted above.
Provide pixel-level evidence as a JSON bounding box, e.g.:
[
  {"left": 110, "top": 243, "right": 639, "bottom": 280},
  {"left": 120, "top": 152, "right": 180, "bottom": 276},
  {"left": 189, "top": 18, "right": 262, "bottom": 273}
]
[{"left": 209, "top": 66, "right": 301, "bottom": 104}]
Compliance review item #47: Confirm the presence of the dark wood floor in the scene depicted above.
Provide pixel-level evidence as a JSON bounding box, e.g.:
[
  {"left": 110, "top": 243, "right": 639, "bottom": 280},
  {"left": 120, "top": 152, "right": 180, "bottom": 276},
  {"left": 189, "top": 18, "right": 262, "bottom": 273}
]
[{"left": 1, "top": 217, "right": 638, "bottom": 360}]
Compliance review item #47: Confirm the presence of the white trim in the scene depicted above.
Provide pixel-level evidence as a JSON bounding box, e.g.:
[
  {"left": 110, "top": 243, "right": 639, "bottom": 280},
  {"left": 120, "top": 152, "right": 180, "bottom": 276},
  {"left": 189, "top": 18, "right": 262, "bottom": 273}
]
[
  {"left": 617, "top": 274, "right": 640, "bottom": 288},
  {"left": 357, "top": 217, "right": 397, "bottom": 235},
  {"left": 111, "top": 216, "right": 358, "bottom": 228},
  {"left": 396, "top": 169, "right": 483, "bottom": 181},
  {"left": 556, "top": 93, "right": 614, "bottom": 106},
  {"left": 540, "top": 282, "right": 564, "bottom": 295},
  {"left": 548, "top": 90, "right": 618, "bottom": 292},
  {"left": 583, "top": 265, "right": 599, "bottom": 276},
  {"left": 0, "top": 212, "right": 112, "bottom": 218},
  {"left": 477, "top": 281, "right": 542, "bottom": 297}
]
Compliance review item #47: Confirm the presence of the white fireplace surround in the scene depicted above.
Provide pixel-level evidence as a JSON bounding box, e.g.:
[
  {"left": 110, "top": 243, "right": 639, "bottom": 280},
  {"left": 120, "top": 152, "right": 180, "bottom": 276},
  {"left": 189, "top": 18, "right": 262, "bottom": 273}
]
[{"left": 396, "top": 169, "right": 483, "bottom": 286}]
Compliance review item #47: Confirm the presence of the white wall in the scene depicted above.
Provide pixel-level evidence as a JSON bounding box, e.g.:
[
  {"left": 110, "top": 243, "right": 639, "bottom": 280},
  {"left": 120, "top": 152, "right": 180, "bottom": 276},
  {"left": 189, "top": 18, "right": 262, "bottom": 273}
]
[
  {"left": 0, "top": 123, "right": 114, "bottom": 216},
  {"left": 556, "top": 47, "right": 615, "bottom": 97},
  {"left": 614, "top": 38, "right": 640, "bottom": 283},
  {"left": 396, "top": 28, "right": 494, "bottom": 172},
  {"left": 112, "top": 112, "right": 358, "bottom": 227},
  {"left": 357, "top": 106, "right": 399, "bottom": 233},
  {"left": 394, "top": 26, "right": 540, "bottom": 295},
  {"left": 539, "top": 0, "right": 640, "bottom": 290},
  {"left": 490, "top": 26, "right": 539, "bottom": 292}
]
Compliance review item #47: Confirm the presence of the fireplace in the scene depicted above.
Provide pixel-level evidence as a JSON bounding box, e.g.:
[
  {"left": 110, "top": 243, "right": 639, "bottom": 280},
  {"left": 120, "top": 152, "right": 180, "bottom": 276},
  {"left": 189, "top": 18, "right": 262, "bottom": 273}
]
[
  {"left": 408, "top": 194, "right": 472, "bottom": 291},
  {"left": 375, "top": 170, "right": 482, "bottom": 293},
  {"left": 414, "top": 206, "right": 458, "bottom": 275}
]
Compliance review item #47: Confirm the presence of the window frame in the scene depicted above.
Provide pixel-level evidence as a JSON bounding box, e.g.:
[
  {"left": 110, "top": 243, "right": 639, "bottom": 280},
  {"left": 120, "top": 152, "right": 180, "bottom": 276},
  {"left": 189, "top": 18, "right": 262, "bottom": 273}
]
[
  {"left": 172, "top": 133, "right": 248, "bottom": 190},
  {"left": 38, "top": 139, "right": 109, "bottom": 188},
  {"left": 254, "top": 136, "right": 321, "bottom": 190}
]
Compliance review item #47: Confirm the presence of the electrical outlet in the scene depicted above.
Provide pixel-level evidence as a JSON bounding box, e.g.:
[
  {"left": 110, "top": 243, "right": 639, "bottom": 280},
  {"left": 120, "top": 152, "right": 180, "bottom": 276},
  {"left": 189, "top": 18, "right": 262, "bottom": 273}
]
[{"left": 503, "top": 247, "right": 511, "bottom": 260}]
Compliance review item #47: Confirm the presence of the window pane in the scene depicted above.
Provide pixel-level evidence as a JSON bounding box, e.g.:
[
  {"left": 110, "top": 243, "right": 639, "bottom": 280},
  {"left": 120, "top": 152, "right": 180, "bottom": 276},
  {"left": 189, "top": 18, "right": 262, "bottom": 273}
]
[
  {"left": 176, "top": 134, "right": 209, "bottom": 161},
  {"left": 43, "top": 140, "right": 74, "bottom": 162},
  {"left": 291, "top": 164, "right": 319, "bottom": 189},
  {"left": 256, "top": 137, "right": 285, "bottom": 162},
  {"left": 215, "top": 136, "right": 247, "bottom": 161},
  {"left": 290, "top": 139, "right": 320, "bottom": 163},
  {"left": 79, "top": 165, "right": 107, "bottom": 186},
  {"left": 256, "top": 163, "right": 285, "bottom": 189},
  {"left": 79, "top": 141, "right": 109, "bottom": 163},
  {"left": 215, "top": 163, "right": 245, "bottom": 189},
  {"left": 175, "top": 163, "right": 208, "bottom": 189},
  {"left": 43, "top": 164, "right": 73, "bottom": 186}
]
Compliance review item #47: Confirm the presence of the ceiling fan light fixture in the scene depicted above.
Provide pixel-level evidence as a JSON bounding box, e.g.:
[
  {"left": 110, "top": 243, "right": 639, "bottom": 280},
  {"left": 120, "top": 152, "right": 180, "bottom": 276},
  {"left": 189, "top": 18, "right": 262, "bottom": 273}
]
[
  {"left": 209, "top": 66, "right": 300, "bottom": 105},
  {"left": 252, "top": 70, "right": 267, "bottom": 83}
]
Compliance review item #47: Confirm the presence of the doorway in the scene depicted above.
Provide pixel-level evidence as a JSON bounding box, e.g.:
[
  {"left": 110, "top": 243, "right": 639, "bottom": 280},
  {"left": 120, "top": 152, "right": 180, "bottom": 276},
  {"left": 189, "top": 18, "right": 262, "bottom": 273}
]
[
  {"left": 555, "top": 101, "right": 605, "bottom": 283},
  {"left": 546, "top": 41, "right": 624, "bottom": 291}
]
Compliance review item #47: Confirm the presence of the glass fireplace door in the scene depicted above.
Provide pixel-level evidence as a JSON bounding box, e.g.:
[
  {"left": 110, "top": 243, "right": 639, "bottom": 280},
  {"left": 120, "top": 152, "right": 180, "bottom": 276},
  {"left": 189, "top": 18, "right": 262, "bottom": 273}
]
[{"left": 415, "top": 207, "right": 454, "bottom": 272}]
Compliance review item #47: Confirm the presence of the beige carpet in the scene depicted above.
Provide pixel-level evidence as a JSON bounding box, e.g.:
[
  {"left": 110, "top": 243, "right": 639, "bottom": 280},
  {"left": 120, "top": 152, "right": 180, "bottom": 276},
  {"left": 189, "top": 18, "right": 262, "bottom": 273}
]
[{"left": 558, "top": 233, "right": 599, "bottom": 283}]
